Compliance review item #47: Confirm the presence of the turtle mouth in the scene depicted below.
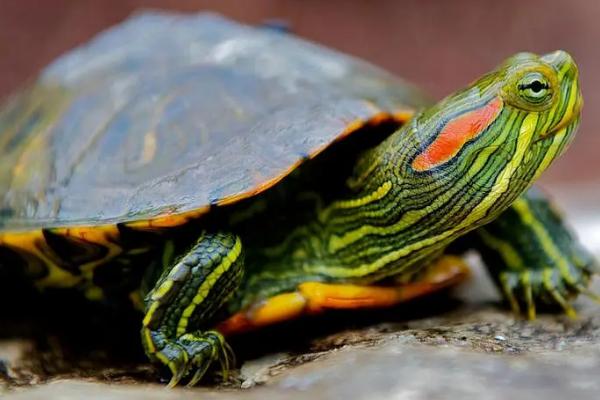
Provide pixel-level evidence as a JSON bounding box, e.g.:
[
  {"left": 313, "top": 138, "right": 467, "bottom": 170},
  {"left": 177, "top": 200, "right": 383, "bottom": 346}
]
[
  {"left": 537, "top": 117, "right": 578, "bottom": 143},
  {"left": 536, "top": 92, "right": 582, "bottom": 143},
  {"left": 534, "top": 116, "right": 580, "bottom": 146}
]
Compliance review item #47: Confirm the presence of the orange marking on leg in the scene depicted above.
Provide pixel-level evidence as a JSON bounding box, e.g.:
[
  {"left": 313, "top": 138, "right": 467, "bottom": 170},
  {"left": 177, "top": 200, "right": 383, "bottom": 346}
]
[
  {"left": 250, "top": 292, "right": 307, "bottom": 326},
  {"left": 299, "top": 256, "right": 469, "bottom": 312},
  {"left": 412, "top": 97, "right": 503, "bottom": 171},
  {"left": 217, "top": 293, "right": 307, "bottom": 336},
  {"left": 298, "top": 283, "right": 407, "bottom": 312},
  {"left": 217, "top": 256, "right": 470, "bottom": 336}
]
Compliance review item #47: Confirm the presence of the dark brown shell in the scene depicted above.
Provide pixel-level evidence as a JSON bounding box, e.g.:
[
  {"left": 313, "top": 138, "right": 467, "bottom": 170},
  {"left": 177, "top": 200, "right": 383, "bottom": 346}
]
[{"left": 0, "top": 12, "right": 428, "bottom": 230}]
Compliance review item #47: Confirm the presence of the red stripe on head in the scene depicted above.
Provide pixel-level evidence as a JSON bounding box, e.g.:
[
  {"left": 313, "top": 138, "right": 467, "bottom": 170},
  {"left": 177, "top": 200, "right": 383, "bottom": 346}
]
[{"left": 412, "top": 97, "right": 504, "bottom": 172}]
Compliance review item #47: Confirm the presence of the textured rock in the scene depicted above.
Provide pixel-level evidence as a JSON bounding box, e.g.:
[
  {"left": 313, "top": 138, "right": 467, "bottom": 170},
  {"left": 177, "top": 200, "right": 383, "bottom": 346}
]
[{"left": 5, "top": 316, "right": 600, "bottom": 400}]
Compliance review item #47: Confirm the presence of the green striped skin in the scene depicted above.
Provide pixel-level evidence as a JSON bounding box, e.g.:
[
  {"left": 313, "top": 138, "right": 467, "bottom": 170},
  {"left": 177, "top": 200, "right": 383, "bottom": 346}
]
[
  {"left": 0, "top": 11, "right": 589, "bottom": 386},
  {"left": 139, "top": 51, "right": 585, "bottom": 385},
  {"left": 468, "top": 188, "right": 597, "bottom": 319},
  {"left": 141, "top": 232, "right": 242, "bottom": 386},
  {"left": 235, "top": 51, "right": 582, "bottom": 305}
]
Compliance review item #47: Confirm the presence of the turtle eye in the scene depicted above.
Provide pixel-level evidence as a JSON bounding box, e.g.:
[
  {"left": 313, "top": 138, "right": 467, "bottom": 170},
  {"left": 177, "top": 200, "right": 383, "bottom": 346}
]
[{"left": 517, "top": 72, "right": 552, "bottom": 104}]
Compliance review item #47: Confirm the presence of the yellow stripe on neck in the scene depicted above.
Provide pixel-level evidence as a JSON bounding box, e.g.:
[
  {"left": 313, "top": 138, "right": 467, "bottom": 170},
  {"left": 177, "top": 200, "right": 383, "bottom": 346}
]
[
  {"left": 315, "top": 113, "right": 537, "bottom": 278},
  {"left": 319, "top": 181, "right": 392, "bottom": 222}
]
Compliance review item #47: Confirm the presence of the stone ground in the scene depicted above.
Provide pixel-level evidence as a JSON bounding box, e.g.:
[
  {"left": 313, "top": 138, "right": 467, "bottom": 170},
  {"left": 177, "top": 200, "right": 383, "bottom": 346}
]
[{"left": 1, "top": 184, "right": 599, "bottom": 400}]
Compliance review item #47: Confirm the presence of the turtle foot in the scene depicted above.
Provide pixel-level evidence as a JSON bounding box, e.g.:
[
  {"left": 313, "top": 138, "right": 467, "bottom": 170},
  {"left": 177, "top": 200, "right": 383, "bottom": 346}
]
[
  {"left": 499, "top": 261, "right": 598, "bottom": 320},
  {"left": 148, "top": 330, "right": 234, "bottom": 387}
]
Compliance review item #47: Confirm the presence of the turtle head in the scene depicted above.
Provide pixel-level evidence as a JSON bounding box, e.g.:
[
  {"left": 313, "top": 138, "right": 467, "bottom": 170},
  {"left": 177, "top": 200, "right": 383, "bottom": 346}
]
[
  {"left": 403, "top": 51, "right": 581, "bottom": 222},
  {"left": 497, "top": 50, "right": 582, "bottom": 158},
  {"left": 330, "top": 51, "right": 582, "bottom": 281},
  {"left": 411, "top": 50, "right": 581, "bottom": 175}
]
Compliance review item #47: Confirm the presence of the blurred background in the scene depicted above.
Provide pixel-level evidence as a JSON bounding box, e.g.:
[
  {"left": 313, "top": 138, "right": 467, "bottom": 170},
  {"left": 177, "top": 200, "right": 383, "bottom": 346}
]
[{"left": 0, "top": 0, "right": 598, "bottom": 186}]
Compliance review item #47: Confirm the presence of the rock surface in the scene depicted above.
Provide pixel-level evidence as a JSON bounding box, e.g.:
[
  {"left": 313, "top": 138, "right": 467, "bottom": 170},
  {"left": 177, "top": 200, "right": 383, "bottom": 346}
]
[{"left": 1, "top": 184, "right": 599, "bottom": 399}]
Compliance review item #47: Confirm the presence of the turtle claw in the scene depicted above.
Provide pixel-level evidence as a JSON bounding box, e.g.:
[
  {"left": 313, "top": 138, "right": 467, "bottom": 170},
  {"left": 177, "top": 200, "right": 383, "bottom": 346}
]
[
  {"left": 498, "top": 264, "right": 593, "bottom": 319},
  {"left": 168, "top": 370, "right": 186, "bottom": 388},
  {"left": 186, "top": 360, "right": 212, "bottom": 388},
  {"left": 575, "top": 284, "right": 600, "bottom": 304},
  {"left": 222, "top": 341, "right": 236, "bottom": 375},
  {"left": 216, "top": 343, "right": 230, "bottom": 380},
  {"left": 152, "top": 330, "right": 234, "bottom": 387},
  {"left": 160, "top": 343, "right": 189, "bottom": 388}
]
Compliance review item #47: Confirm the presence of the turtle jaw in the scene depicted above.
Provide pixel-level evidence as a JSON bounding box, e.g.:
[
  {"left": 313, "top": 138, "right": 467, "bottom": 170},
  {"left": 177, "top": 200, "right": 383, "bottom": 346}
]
[
  {"left": 540, "top": 92, "right": 582, "bottom": 150},
  {"left": 535, "top": 113, "right": 580, "bottom": 146},
  {"left": 519, "top": 51, "right": 582, "bottom": 178},
  {"left": 538, "top": 50, "right": 583, "bottom": 144}
]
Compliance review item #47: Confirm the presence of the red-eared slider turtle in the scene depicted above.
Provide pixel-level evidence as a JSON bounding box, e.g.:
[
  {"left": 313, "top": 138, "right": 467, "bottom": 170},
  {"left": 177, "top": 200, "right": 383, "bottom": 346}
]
[{"left": 0, "top": 12, "right": 593, "bottom": 386}]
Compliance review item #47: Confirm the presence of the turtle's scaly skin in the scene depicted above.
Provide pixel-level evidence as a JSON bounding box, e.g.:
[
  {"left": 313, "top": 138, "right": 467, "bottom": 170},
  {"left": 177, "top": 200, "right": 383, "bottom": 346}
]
[
  {"left": 0, "top": 13, "right": 591, "bottom": 386},
  {"left": 140, "top": 50, "right": 583, "bottom": 385},
  {"left": 467, "top": 188, "right": 598, "bottom": 319}
]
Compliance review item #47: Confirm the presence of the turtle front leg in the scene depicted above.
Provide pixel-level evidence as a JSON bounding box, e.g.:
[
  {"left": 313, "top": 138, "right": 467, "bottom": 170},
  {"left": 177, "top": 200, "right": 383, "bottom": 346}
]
[
  {"left": 469, "top": 189, "right": 597, "bottom": 318},
  {"left": 141, "top": 232, "right": 243, "bottom": 387}
]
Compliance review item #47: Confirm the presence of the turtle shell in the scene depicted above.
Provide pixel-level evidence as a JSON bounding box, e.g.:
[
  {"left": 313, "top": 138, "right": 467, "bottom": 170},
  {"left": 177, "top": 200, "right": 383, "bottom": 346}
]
[{"left": 0, "top": 12, "right": 428, "bottom": 232}]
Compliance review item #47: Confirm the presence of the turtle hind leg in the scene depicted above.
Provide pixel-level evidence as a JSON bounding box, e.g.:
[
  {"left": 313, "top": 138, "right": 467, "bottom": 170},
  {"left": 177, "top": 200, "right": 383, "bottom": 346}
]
[
  {"left": 218, "top": 255, "right": 469, "bottom": 336},
  {"left": 468, "top": 190, "right": 597, "bottom": 319},
  {"left": 141, "top": 231, "right": 243, "bottom": 387}
]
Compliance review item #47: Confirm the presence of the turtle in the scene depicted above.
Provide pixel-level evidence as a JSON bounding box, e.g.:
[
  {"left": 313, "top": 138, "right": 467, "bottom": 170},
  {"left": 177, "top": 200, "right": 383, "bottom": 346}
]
[{"left": 0, "top": 12, "right": 593, "bottom": 386}]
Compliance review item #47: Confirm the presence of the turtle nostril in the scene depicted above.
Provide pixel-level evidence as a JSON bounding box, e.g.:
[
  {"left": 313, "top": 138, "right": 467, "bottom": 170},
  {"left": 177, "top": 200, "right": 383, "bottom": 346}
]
[
  {"left": 541, "top": 50, "right": 577, "bottom": 75},
  {"left": 541, "top": 50, "right": 569, "bottom": 63}
]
